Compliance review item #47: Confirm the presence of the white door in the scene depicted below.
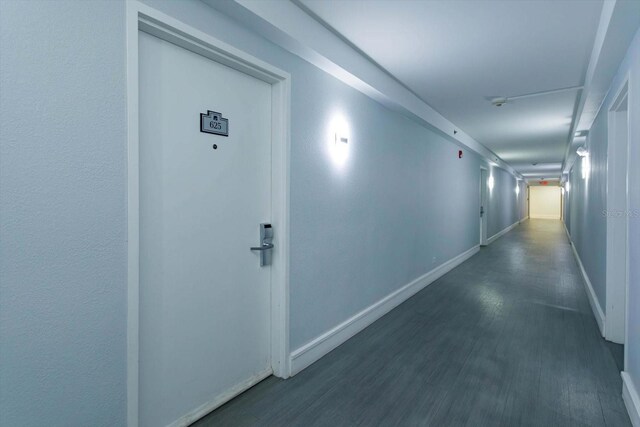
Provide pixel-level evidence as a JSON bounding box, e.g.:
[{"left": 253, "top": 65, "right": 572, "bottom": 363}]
[
  {"left": 138, "top": 31, "right": 272, "bottom": 427},
  {"left": 480, "top": 168, "right": 488, "bottom": 246}
]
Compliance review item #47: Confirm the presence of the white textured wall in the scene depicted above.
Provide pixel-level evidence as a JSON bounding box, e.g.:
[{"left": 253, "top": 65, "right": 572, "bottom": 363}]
[{"left": 0, "top": 1, "right": 127, "bottom": 426}]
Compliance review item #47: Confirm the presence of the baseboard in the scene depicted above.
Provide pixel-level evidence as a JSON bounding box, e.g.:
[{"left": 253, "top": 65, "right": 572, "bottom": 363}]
[
  {"left": 487, "top": 220, "right": 520, "bottom": 245},
  {"left": 167, "top": 368, "right": 272, "bottom": 427},
  {"left": 569, "top": 240, "right": 606, "bottom": 336},
  {"left": 623, "top": 372, "right": 640, "bottom": 427},
  {"left": 530, "top": 214, "right": 561, "bottom": 219},
  {"left": 289, "top": 244, "right": 480, "bottom": 375},
  {"left": 520, "top": 216, "right": 529, "bottom": 222}
]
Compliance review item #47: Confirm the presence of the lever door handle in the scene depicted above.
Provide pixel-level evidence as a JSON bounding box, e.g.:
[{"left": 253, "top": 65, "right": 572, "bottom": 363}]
[
  {"left": 250, "top": 243, "right": 274, "bottom": 251},
  {"left": 253, "top": 223, "right": 274, "bottom": 266}
]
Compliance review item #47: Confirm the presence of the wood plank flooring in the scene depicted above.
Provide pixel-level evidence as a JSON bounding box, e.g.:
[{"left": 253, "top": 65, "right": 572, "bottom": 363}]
[{"left": 193, "top": 219, "right": 629, "bottom": 426}]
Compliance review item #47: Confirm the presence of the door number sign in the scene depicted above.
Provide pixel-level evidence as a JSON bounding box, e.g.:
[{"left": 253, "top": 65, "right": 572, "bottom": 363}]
[{"left": 200, "top": 110, "right": 229, "bottom": 137}]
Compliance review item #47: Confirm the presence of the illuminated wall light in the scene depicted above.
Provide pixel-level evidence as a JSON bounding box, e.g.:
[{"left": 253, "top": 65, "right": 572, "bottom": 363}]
[
  {"left": 581, "top": 154, "right": 590, "bottom": 180},
  {"left": 565, "top": 181, "right": 571, "bottom": 193},
  {"left": 515, "top": 185, "right": 520, "bottom": 196},
  {"left": 576, "top": 146, "right": 589, "bottom": 157},
  {"left": 327, "top": 114, "right": 350, "bottom": 168},
  {"left": 488, "top": 175, "right": 495, "bottom": 191},
  {"left": 576, "top": 144, "right": 590, "bottom": 180}
]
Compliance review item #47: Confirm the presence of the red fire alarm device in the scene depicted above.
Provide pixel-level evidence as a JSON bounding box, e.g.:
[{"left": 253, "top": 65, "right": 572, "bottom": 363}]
[{"left": 458, "top": 150, "right": 463, "bottom": 159}]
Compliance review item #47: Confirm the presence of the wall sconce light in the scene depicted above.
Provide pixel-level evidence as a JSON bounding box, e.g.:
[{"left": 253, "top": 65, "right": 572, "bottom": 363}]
[
  {"left": 488, "top": 175, "right": 495, "bottom": 191},
  {"left": 565, "top": 181, "right": 571, "bottom": 193},
  {"left": 576, "top": 144, "right": 590, "bottom": 180},
  {"left": 515, "top": 185, "right": 520, "bottom": 196},
  {"left": 576, "top": 146, "right": 589, "bottom": 157},
  {"left": 328, "top": 114, "right": 350, "bottom": 168},
  {"left": 335, "top": 131, "right": 348, "bottom": 146},
  {"left": 581, "top": 155, "right": 590, "bottom": 180}
]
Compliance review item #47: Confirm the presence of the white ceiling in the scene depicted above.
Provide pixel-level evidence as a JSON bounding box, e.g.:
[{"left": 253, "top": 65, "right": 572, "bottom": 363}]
[{"left": 298, "top": 0, "right": 604, "bottom": 179}]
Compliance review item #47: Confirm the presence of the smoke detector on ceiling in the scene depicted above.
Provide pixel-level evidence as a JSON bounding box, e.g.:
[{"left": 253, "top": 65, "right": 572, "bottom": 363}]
[
  {"left": 489, "top": 86, "right": 583, "bottom": 108},
  {"left": 491, "top": 97, "right": 508, "bottom": 107}
]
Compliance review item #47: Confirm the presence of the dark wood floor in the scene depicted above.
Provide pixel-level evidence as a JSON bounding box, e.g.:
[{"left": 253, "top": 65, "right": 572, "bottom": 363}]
[{"left": 194, "top": 220, "right": 629, "bottom": 426}]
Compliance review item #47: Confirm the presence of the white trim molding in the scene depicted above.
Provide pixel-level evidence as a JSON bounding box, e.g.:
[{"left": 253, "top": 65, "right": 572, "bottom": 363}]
[
  {"left": 623, "top": 372, "right": 640, "bottom": 427},
  {"left": 167, "top": 369, "right": 272, "bottom": 427},
  {"left": 290, "top": 245, "right": 480, "bottom": 375},
  {"left": 487, "top": 221, "right": 520, "bottom": 245},
  {"left": 605, "top": 76, "right": 630, "bottom": 345},
  {"left": 569, "top": 240, "right": 606, "bottom": 336}
]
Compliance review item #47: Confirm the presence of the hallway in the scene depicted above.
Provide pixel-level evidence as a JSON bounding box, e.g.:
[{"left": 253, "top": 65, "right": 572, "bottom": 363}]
[
  {"left": 4, "top": 1, "right": 640, "bottom": 425},
  {"left": 195, "top": 220, "right": 628, "bottom": 426}
]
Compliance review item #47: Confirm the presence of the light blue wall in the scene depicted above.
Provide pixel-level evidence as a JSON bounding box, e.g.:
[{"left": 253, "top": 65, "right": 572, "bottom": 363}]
[
  {"left": 519, "top": 180, "right": 527, "bottom": 221},
  {"left": 0, "top": 1, "right": 127, "bottom": 426},
  {"left": 565, "top": 27, "right": 640, "bottom": 394},
  {"left": 564, "top": 169, "right": 575, "bottom": 236},
  {"left": 0, "top": 0, "right": 523, "bottom": 424},
  {"left": 567, "top": 105, "right": 608, "bottom": 307},
  {"left": 564, "top": 182, "right": 571, "bottom": 231},
  {"left": 286, "top": 72, "right": 484, "bottom": 347},
  {"left": 627, "top": 28, "right": 640, "bottom": 397},
  {"left": 487, "top": 166, "right": 520, "bottom": 238}
]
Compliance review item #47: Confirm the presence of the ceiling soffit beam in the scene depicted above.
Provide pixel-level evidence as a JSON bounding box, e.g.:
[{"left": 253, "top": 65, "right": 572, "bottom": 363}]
[
  {"left": 205, "top": 0, "right": 522, "bottom": 178},
  {"left": 562, "top": 0, "right": 640, "bottom": 175}
]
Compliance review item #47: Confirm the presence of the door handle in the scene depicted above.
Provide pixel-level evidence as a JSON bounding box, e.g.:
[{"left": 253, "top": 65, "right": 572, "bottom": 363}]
[
  {"left": 251, "top": 223, "right": 274, "bottom": 266},
  {"left": 250, "top": 243, "right": 274, "bottom": 251}
]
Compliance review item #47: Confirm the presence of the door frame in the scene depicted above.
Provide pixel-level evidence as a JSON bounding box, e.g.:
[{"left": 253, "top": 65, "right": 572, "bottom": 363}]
[
  {"left": 480, "top": 167, "right": 488, "bottom": 246},
  {"left": 126, "top": 3, "right": 291, "bottom": 426},
  {"left": 605, "top": 76, "right": 629, "bottom": 346},
  {"left": 527, "top": 185, "right": 530, "bottom": 219}
]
